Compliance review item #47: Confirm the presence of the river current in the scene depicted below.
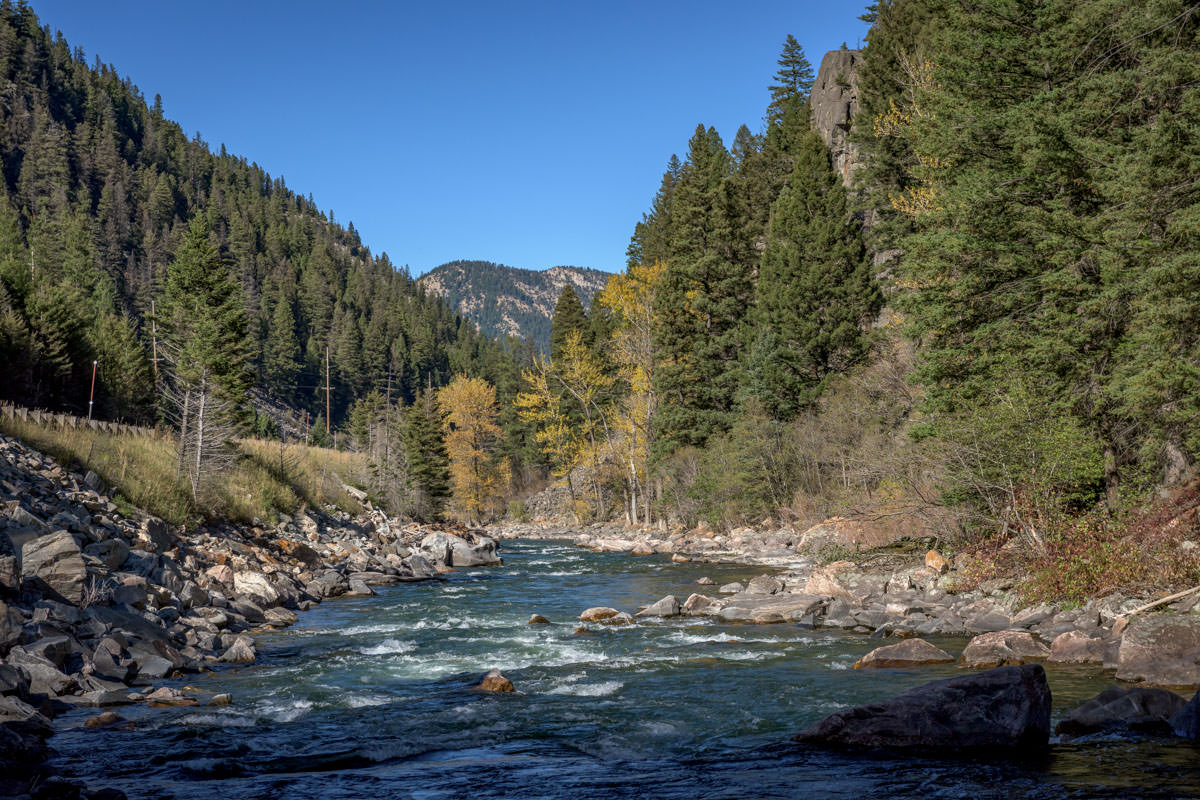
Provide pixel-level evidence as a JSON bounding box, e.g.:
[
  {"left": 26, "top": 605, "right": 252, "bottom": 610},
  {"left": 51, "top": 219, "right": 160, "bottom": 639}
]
[{"left": 52, "top": 539, "right": 1200, "bottom": 799}]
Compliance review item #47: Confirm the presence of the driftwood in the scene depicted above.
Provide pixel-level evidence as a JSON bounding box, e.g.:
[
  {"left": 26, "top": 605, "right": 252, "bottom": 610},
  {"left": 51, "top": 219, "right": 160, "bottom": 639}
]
[{"left": 1120, "top": 584, "right": 1200, "bottom": 619}]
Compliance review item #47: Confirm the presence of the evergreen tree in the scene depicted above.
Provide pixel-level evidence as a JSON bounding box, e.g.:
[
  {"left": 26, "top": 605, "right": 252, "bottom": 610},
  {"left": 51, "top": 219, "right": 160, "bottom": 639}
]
[
  {"left": 405, "top": 387, "right": 450, "bottom": 519},
  {"left": 264, "top": 290, "right": 301, "bottom": 396},
  {"left": 651, "top": 124, "right": 753, "bottom": 457},
  {"left": 766, "top": 34, "right": 815, "bottom": 129},
  {"left": 753, "top": 129, "right": 881, "bottom": 419},
  {"left": 549, "top": 284, "right": 588, "bottom": 360}
]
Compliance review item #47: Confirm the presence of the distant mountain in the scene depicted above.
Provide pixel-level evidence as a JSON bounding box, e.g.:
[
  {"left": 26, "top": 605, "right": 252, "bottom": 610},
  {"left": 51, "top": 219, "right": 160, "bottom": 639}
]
[{"left": 419, "top": 260, "right": 610, "bottom": 349}]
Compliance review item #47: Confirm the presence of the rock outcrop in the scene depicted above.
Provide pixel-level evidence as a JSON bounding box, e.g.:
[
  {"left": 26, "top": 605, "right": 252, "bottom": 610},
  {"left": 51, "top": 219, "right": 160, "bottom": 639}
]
[{"left": 809, "top": 49, "right": 862, "bottom": 188}]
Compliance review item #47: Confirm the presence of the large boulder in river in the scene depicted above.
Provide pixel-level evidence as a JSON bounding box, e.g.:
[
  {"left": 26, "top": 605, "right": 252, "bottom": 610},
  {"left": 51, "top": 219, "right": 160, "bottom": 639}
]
[
  {"left": 959, "top": 631, "right": 1049, "bottom": 668},
  {"left": 474, "top": 668, "right": 514, "bottom": 692},
  {"left": 635, "top": 595, "right": 680, "bottom": 619},
  {"left": 1170, "top": 687, "right": 1200, "bottom": 738},
  {"left": 793, "top": 664, "right": 1052, "bottom": 751},
  {"left": 1116, "top": 615, "right": 1200, "bottom": 687},
  {"left": 579, "top": 607, "right": 620, "bottom": 622},
  {"left": 418, "top": 531, "right": 501, "bottom": 568},
  {"left": 718, "top": 593, "right": 825, "bottom": 624},
  {"left": 19, "top": 530, "right": 85, "bottom": 605},
  {"left": 1055, "top": 686, "right": 1188, "bottom": 738},
  {"left": 854, "top": 638, "right": 954, "bottom": 669}
]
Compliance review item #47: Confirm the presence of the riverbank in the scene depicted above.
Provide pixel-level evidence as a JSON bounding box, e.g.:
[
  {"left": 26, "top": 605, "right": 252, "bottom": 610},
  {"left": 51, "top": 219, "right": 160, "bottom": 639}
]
[
  {"left": 492, "top": 521, "right": 1200, "bottom": 691},
  {"left": 0, "top": 432, "right": 499, "bottom": 799}
]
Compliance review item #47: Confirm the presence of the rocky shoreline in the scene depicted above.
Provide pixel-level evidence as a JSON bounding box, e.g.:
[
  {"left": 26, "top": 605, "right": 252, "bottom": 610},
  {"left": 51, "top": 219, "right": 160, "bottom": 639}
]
[
  {"left": 493, "top": 521, "right": 1200, "bottom": 691},
  {"left": 0, "top": 433, "right": 500, "bottom": 800}
]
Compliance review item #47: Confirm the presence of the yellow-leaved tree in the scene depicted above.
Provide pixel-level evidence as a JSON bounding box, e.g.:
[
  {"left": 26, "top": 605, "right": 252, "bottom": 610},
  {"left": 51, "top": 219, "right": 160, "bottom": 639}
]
[
  {"left": 597, "top": 259, "right": 664, "bottom": 524},
  {"left": 437, "top": 375, "right": 509, "bottom": 523}
]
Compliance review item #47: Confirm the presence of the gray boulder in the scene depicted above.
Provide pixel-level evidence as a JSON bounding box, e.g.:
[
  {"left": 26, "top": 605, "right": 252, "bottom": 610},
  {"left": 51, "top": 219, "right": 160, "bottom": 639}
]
[
  {"left": 6, "top": 647, "right": 74, "bottom": 696},
  {"left": 19, "top": 530, "right": 86, "bottom": 605},
  {"left": 233, "top": 570, "right": 280, "bottom": 609},
  {"left": 854, "top": 638, "right": 955, "bottom": 669},
  {"left": 83, "top": 538, "right": 129, "bottom": 571},
  {"left": 718, "top": 593, "right": 825, "bottom": 624},
  {"left": 1116, "top": 615, "right": 1200, "bottom": 687},
  {"left": 959, "top": 631, "right": 1049, "bottom": 668},
  {"left": 793, "top": 664, "right": 1052, "bottom": 751},
  {"left": 635, "top": 594, "right": 680, "bottom": 619},
  {"left": 744, "top": 574, "right": 784, "bottom": 595},
  {"left": 418, "top": 531, "right": 501, "bottom": 568},
  {"left": 1170, "top": 687, "right": 1200, "bottom": 738},
  {"left": 0, "top": 600, "right": 22, "bottom": 655}
]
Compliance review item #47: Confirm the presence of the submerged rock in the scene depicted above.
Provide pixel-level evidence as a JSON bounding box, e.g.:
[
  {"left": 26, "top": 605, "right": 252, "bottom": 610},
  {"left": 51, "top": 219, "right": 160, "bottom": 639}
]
[
  {"left": 1056, "top": 686, "right": 1188, "bottom": 738},
  {"left": 793, "top": 664, "right": 1052, "bottom": 751},
  {"left": 528, "top": 613, "right": 551, "bottom": 625},
  {"left": 474, "top": 668, "right": 514, "bottom": 692},
  {"left": 854, "top": 638, "right": 954, "bottom": 669}
]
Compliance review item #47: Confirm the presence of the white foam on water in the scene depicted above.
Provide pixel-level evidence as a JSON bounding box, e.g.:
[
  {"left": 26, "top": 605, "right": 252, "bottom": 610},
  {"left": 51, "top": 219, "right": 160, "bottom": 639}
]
[
  {"left": 345, "top": 693, "right": 393, "bottom": 708},
  {"left": 340, "top": 623, "right": 410, "bottom": 636},
  {"left": 259, "top": 698, "right": 314, "bottom": 722},
  {"left": 359, "top": 638, "right": 416, "bottom": 656},
  {"left": 174, "top": 713, "right": 256, "bottom": 728},
  {"left": 547, "top": 680, "right": 623, "bottom": 697},
  {"left": 828, "top": 660, "right": 854, "bottom": 670}
]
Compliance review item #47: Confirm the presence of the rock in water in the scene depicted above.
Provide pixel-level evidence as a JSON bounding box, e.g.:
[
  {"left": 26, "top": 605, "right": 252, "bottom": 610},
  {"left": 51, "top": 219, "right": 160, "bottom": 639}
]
[
  {"left": 854, "top": 638, "right": 955, "bottom": 669},
  {"left": 793, "top": 664, "right": 1052, "bottom": 751},
  {"left": 1170, "top": 687, "right": 1200, "bottom": 738},
  {"left": 1116, "top": 615, "right": 1200, "bottom": 687},
  {"left": 84, "top": 711, "right": 125, "bottom": 729},
  {"left": 959, "top": 631, "right": 1049, "bottom": 668},
  {"left": 474, "top": 668, "right": 514, "bottom": 692},
  {"left": 635, "top": 595, "right": 680, "bottom": 619},
  {"left": 579, "top": 607, "right": 620, "bottom": 622},
  {"left": 528, "top": 614, "right": 550, "bottom": 625},
  {"left": 418, "top": 531, "right": 501, "bottom": 567},
  {"left": 1055, "top": 686, "right": 1188, "bottom": 737}
]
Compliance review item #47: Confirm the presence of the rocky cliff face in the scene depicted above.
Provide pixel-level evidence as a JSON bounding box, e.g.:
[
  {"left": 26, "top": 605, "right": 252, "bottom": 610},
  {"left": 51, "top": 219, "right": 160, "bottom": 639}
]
[{"left": 810, "top": 49, "right": 863, "bottom": 188}]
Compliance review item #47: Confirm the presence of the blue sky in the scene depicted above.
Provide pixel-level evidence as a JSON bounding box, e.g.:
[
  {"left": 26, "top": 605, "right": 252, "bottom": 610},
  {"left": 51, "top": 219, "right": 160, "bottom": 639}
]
[{"left": 35, "top": 1, "right": 872, "bottom": 275}]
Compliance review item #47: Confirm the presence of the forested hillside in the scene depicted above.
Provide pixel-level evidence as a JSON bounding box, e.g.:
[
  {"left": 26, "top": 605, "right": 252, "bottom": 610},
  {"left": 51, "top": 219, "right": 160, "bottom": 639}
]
[
  {"left": 0, "top": 0, "right": 518, "bottom": 430},
  {"left": 419, "top": 260, "right": 609, "bottom": 349}
]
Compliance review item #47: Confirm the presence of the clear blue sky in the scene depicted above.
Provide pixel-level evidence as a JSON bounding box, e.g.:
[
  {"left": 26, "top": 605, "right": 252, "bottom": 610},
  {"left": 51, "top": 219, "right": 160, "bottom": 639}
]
[{"left": 35, "top": 1, "right": 871, "bottom": 275}]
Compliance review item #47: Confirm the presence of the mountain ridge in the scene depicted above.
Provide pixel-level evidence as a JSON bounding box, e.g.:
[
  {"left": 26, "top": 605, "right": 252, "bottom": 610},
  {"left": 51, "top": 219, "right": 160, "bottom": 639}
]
[{"left": 419, "top": 260, "right": 610, "bottom": 349}]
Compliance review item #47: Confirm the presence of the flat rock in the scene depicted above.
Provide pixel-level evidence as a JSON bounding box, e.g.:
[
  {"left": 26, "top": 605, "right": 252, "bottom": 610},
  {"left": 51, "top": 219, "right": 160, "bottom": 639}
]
[
  {"left": 579, "top": 607, "right": 620, "bottom": 622},
  {"left": 1056, "top": 686, "right": 1188, "bottom": 737},
  {"left": 854, "top": 638, "right": 955, "bottom": 669},
  {"left": 1116, "top": 615, "right": 1200, "bottom": 687},
  {"left": 718, "top": 582, "right": 743, "bottom": 595},
  {"left": 718, "top": 593, "right": 825, "bottom": 624},
  {"left": 960, "top": 631, "right": 1049, "bottom": 668},
  {"left": 145, "top": 686, "right": 197, "bottom": 707},
  {"left": 19, "top": 530, "right": 86, "bottom": 605},
  {"left": 744, "top": 574, "right": 784, "bottom": 595},
  {"left": 793, "top": 664, "right": 1052, "bottom": 751}
]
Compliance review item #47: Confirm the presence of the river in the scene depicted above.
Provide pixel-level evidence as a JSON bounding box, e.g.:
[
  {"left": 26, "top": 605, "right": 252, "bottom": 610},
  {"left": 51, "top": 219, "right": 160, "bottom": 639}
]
[{"left": 50, "top": 539, "right": 1200, "bottom": 799}]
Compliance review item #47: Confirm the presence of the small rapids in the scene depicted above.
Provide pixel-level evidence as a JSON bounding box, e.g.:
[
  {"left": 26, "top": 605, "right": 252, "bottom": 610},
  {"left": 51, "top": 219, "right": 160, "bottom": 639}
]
[{"left": 51, "top": 540, "right": 1200, "bottom": 799}]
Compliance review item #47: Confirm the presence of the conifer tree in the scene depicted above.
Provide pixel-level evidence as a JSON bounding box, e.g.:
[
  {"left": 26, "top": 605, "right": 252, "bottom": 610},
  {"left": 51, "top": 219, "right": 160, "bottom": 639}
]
[
  {"left": 549, "top": 284, "right": 588, "bottom": 360},
  {"left": 405, "top": 387, "right": 450, "bottom": 520},
  {"left": 766, "top": 34, "right": 815, "bottom": 129},
  {"left": 753, "top": 129, "right": 881, "bottom": 419}
]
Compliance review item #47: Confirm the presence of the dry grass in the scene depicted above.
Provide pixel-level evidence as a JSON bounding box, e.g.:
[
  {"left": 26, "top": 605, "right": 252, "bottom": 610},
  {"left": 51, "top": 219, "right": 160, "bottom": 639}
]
[{"left": 0, "top": 416, "right": 367, "bottom": 525}]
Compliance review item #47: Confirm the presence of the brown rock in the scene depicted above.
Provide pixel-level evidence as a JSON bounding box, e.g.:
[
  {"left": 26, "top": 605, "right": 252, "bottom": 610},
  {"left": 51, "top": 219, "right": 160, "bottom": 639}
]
[
  {"left": 528, "top": 614, "right": 550, "bottom": 625},
  {"left": 670, "top": 553, "right": 691, "bottom": 563},
  {"left": 145, "top": 686, "right": 197, "bottom": 707},
  {"left": 205, "top": 564, "right": 234, "bottom": 586},
  {"left": 854, "top": 638, "right": 955, "bottom": 669},
  {"left": 1116, "top": 615, "right": 1200, "bottom": 687},
  {"left": 579, "top": 607, "right": 619, "bottom": 622},
  {"left": 960, "top": 631, "right": 1050, "bottom": 668},
  {"left": 681, "top": 593, "right": 719, "bottom": 616},
  {"left": 1047, "top": 630, "right": 1106, "bottom": 664},
  {"left": 925, "top": 549, "right": 949, "bottom": 574},
  {"left": 84, "top": 711, "right": 125, "bottom": 729},
  {"left": 630, "top": 541, "right": 655, "bottom": 556},
  {"left": 474, "top": 668, "right": 514, "bottom": 692}
]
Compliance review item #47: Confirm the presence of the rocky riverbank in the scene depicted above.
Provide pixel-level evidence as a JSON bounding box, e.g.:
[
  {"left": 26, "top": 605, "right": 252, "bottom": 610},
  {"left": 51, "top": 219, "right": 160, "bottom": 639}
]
[
  {"left": 493, "top": 521, "right": 1200, "bottom": 692},
  {"left": 0, "top": 433, "right": 499, "bottom": 799}
]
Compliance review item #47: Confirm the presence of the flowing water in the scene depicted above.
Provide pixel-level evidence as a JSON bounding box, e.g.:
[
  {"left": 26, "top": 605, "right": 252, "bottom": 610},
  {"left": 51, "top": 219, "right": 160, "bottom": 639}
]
[{"left": 53, "top": 540, "right": 1200, "bottom": 799}]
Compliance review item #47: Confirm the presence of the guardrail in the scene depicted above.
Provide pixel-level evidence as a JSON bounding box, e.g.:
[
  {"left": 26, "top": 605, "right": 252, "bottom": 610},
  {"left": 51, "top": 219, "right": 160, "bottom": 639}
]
[{"left": 0, "top": 403, "right": 164, "bottom": 438}]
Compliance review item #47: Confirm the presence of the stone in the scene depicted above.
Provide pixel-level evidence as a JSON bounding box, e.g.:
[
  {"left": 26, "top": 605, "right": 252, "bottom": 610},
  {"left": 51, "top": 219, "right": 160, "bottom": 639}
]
[
  {"left": 1170, "top": 687, "right": 1200, "bottom": 738},
  {"left": 474, "top": 668, "right": 515, "bottom": 692},
  {"left": 111, "top": 583, "right": 147, "bottom": 609},
  {"left": 528, "top": 614, "right": 550, "bottom": 625},
  {"left": 418, "top": 531, "right": 501, "bottom": 567},
  {"left": 925, "top": 549, "right": 949, "bottom": 574},
  {"left": 1056, "top": 686, "right": 1188, "bottom": 737},
  {"left": 219, "top": 636, "right": 256, "bottom": 663},
  {"left": 960, "top": 631, "right": 1049, "bottom": 668},
  {"left": 205, "top": 564, "right": 234, "bottom": 586},
  {"left": 744, "top": 574, "right": 784, "bottom": 595},
  {"left": 810, "top": 49, "right": 863, "bottom": 188},
  {"left": 670, "top": 553, "right": 690, "bottom": 563},
  {"left": 84, "top": 711, "right": 125, "bottom": 729},
  {"left": 599, "top": 612, "right": 635, "bottom": 626},
  {"left": 83, "top": 539, "right": 129, "bottom": 571},
  {"left": 145, "top": 686, "right": 197, "bottom": 707},
  {"left": 209, "top": 693, "right": 233, "bottom": 706},
  {"left": 579, "top": 607, "right": 620, "bottom": 622},
  {"left": 1047, "top": 630, "right": 1106, "bottom": 664},
  {"left": 695, "top": 577, "right": 715, "bottom": 586},
  {"left": 635, "top": 595, "right": 680, "bottom": 619},
  {"left": 681, "top": 593, "right": 719, "bottom": 616},
  {"left": 854, "top": 638, "right": 955, "bottom": 669},
  {"left": 630, "top": 541, "right": 655, "bottom": 556},
  {"left": 233, "top": 571, "right": 280, "bottom": 609},
  {"left": 138, "top": 518, "right": 175, "bottom": 553},
  {"left": 794, "top": 664, "right": 1052, "bottom": 751},
  {"left": 964, "top": 610, "right": 1014, "bottom": 634},
  {"left": 6, "top": 647, "right": 74, "bottom": 696},
  {"left": 0, "top": 599, "right": 23, "bottom": 655},
  {"left": 263, "top": 607, "right": 298, "bottom": 626},
  {"left": 19, "top": 530, "right": 86, "bottom": 605},
  {"left": 718, "top": 582, "right": 743, "bottom": 595},
  {"left": 1116, "top": 615, "right": 1200, "bottom": 687},
  {"left": 718, "top": 594, "right": 825, "bottom": 624},
  {"left": 344, "top": 579, "right": 375, "bottom": 597}
]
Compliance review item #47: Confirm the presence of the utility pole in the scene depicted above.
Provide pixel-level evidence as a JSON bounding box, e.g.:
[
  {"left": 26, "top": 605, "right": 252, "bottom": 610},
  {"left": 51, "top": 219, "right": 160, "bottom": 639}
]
[
  {"left": 325, "top": 345, "right": 331, "bottom": 438},
  {"left": 87, "top": 360, "right": 98, "bottom": 420}
]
